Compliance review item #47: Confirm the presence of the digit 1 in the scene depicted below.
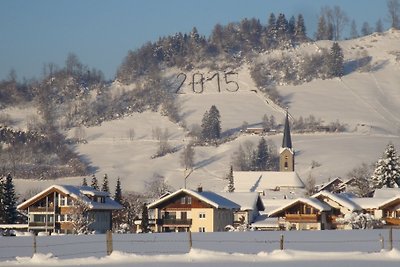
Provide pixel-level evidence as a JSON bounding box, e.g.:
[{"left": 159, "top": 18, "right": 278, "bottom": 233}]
[{"left": 207, "top": 72, "right": 221, "bottom": 92}]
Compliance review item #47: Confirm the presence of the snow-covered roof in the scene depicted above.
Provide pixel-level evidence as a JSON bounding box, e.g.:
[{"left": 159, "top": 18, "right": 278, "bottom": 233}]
[
  {"left": 350, "top": 198, "right": 386, "bottom": 210},
  {"left": 261, "top": 199, "right": 294, "bottom": 215},
  {"left": 373, "top": 188, "right": 400, "bottom": 198},
  {"left": 251, "top": 215, "right": 280, "bottom": 228},
  {"left": 17, "top": 185, "right": 122, "bottom": 211},
  {"left": 316, "top": 177, "right": 343, "bottom": 191},
  {"left": 268, "top": 197, "right": 331, "bottom": 217},
  {"left": 233, "top": 171, "right": 304, "bottom": 192},
  {"left": 312, "top": 191, "right": 362, "bottom": 212},
  {"left": 378, "top": 196, "right": 400, "bottom": 209},
  {"left": 147, "top": 189, "right": 240, "bottom": 210},
  {"left": 218, "top": 192, "right": 264, "bottom": 211}
]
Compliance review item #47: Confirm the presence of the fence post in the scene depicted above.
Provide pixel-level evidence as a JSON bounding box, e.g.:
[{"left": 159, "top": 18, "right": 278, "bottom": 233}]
[
  {"left": 33, "top": 235, "right": 37, "bottom": 256},
  {"left": 280, "top": 234, "right": 284, "bottom": 250},
  {"left": 379, "top": 234, "right": 384, "bottom": 250},
  {"left": 188, "top": 231, "right": 193, "bottom": 251},
  {"left": 389, "top": 227, "right": 393, "bottom": 251},
  {"left": 106, "top": 230, "right": 113, "bottom": 256}
]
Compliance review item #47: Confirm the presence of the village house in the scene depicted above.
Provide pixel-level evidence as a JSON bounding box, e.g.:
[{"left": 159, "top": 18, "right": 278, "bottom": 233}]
[
  {"left": 17, "top": 185, "right": 123, "bottom": 234},
  {"left": 267, "top": 197, "right": 332, "bottom": 230},
  {"left": 312, "top": 191, "right": 362, "bottom": 229},
  {"left": 148, "top": 188, "right": 239, "bottom": 232}
]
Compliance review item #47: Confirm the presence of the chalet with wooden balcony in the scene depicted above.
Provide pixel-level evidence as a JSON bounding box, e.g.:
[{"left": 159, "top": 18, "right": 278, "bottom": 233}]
[
  {"left": 312, "top": 191, "right": 362, "bottom": 229},
  {"left": 17, "top": 185, "right": 122, "bottom": 234},
  {"left": 268, "top": 198, "right": 331, "bottom": 230},
  {"left": 148, "top": 188, "right": 241, "bottom": 232},
  {"left": 378, "top": 196, "right": 400, "bottom": 226}
]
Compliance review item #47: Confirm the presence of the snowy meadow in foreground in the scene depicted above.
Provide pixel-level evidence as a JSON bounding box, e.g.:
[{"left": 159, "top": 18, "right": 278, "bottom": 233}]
[{"left": 1, "top": 230, "right": 400, "bottom": 266}]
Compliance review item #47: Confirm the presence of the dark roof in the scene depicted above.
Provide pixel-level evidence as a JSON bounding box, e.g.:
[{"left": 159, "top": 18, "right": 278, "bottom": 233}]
[{"left": 282, "top": 111, "right": 292, "bottom": 149}]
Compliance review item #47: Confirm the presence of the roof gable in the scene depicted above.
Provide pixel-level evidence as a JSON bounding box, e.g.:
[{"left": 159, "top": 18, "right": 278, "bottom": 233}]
[
  {"left": 17, "top": 185, "right": 122, "bottom": 211},
  {"left": 148, "top": 189, "right": 240, "bottom": 210},
  {"left": 312, "top": 191, "right": 361, "bottom": 212},
  {"left": 268, "top": 197, "right": 331, "bottom": 217}
]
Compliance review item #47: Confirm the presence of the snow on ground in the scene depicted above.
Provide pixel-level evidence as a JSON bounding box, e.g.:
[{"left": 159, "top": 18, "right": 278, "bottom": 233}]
[
  {"left": 1, "top": 230, "right": 399, "bottom": 266},
  {"left": 10, "top": 30, "right": 400, "bottom": 195}
]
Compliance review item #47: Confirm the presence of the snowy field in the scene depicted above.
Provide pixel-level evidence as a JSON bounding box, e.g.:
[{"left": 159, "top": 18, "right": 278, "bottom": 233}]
[{"left": 0, "top": 230, "right": 399, "bottom": 266}]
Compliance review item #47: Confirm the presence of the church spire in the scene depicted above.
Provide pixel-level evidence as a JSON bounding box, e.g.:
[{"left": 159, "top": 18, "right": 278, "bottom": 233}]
[{"left": 282, "top": 110, "right": 292, "bottom": 149}]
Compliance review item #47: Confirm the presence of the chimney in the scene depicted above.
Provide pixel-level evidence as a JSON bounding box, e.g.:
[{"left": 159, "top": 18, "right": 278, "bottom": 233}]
[{"left": 197, "top": 186, "right": 203, "bottom": 192}]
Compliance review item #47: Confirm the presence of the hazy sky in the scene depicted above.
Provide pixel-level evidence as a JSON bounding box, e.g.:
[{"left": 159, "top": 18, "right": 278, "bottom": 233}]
[{"left": 0, "top": 0, "right": 389, "bottom": 81}]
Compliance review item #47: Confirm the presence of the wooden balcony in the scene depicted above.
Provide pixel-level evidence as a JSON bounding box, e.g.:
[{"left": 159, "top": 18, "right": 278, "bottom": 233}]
[
  {"left": 384, "top": 217, "right": 400, "bottom": 226},
  {"left": 285, "top": 214, "right": 319, "bottom": 222},
  {"left": 29, "top": 206, "right": 55, "bottom": 213},
  {"left": 29, "top": 222, "right": 55, "bottom": 227},
  {"left": 157, "top": 219, "right": 192, "bottom": 226}
]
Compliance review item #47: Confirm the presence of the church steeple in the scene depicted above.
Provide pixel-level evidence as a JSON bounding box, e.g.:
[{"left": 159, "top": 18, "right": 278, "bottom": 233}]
[
  {"left": 280, "top": 110, "right": 294, "bottom": 172},
  {"left": 282, "top": 111, "right": 292, "bottom": 149}
]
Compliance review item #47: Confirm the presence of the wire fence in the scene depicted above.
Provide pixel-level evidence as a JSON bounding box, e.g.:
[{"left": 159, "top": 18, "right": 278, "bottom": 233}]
[{"left": 0, "top": 229, "right": 399, "bottom": 261}]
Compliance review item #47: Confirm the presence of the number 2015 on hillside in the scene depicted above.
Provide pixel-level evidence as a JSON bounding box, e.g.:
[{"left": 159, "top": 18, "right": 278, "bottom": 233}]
[{"left": 175, "top": 71, "right": 239, "bottom": 94}]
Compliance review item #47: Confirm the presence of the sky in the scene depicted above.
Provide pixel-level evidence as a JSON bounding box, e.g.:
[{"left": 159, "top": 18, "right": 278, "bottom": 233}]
[{"left": 0, "top": 0, "right": 389, "bottom": 81}]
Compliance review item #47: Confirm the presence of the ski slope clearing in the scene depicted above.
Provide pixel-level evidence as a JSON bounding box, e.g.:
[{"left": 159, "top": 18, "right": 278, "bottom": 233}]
[{"left": 9, "top": 30, "right": 400, "bottom": 195}]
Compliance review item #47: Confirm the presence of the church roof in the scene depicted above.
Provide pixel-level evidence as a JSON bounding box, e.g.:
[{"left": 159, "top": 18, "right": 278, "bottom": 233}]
[
  {"left": 233, "top": 171, "right": 305, "bottom": 192},
  {"left": 282, "top": 111, "right": 292, "bottom": 149}
]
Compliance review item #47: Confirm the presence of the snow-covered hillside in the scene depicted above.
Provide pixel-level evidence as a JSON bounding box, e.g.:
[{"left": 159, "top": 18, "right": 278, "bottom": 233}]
[{"left": 10, "top": 30, "right": 400, "bottom": 196}]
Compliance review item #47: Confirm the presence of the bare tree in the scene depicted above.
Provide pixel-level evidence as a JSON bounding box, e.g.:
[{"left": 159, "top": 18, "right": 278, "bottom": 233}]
[
  {"left": 346, "top": 162, "right": 373, "bottom": 197},
  {"left": 68, "top": 196, "right": 94, "bottom": 234},
  {"left": 180, "top": 142, "right": 195, "bottom": 170},
  {"left": 387, "top": 0, "right": 400, "bottom": 29},
  {"left": 322, "top": 5, "right": 349, "bottom": 40},
  {"left": 304, "top": 173, "right": 317, "bottom": 196},
  {"left": 127, "top": 128, "right": 135, "bottom": 141}
]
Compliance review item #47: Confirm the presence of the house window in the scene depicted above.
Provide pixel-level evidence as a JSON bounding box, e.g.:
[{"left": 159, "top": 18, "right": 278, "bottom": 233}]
[
  {"left": 199, "top": 227, "right": 206, "bottom": 232},
  {"left": 60, "top": 196, "right": 66, "bottom": 206},
  {"left": 284, "top": 162, "right": 288, "bottom": 168},
  {"left": 199, "top": 212, "right": 206, "bottom": 219},
  {"left": 67, "top": 197, "right": 73, "bottom": 206},
  {"left": 180, "top": 196, "right": 192, "bottom": 204}
]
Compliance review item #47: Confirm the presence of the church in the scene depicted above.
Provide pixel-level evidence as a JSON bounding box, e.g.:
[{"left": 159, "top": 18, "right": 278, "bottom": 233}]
[{"left": 233, "top": 111, "right": 305, "bottom": 196}]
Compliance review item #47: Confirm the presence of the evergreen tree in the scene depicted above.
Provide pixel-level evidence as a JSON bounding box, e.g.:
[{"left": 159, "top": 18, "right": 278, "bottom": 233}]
[
  {"left": 0, "top": 176, "right": 5, "bottom": 223},
  {"left": 371, "top": 143, "right": 400, "bottom": 188},
  {"left": 201, "top": 105, "right": 221, "bottom": 141},
  {"left": 327, "top": 42, "right": 344, "bottom": 78},
  {"left": 3, "top": 173, "right": 18, "bottom": 224},
  {"left": 91, "top": 174, "right": 99, "bottom": 190},
  {"left": 141, "top": 203, "right": 149, "bottom": 233},
  {"left": 294, "top": 14, "right": 307, "bottom": 42},
  {"left": 227, "top": 165, "right": 235, "bottom": 193},
  {"left": 266, "top": 13, "right": 277, "bottom": 47},
  {"left": 101, "top": 173, "right": 110, "bottom": 193},
  {"left": 82, "top": 177, "right": 88, "bottom": 186},
  {"left": 114, "top": 177, "right": 122, "bottom": 204},
  {"left": 255, "top": 137, "right": 269, "bottom": 170},
  {"left": 288, "top": 16, "right": 296, "bottom": 36}
]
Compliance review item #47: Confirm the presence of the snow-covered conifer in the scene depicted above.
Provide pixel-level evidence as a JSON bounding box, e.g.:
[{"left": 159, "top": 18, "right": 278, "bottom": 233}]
[
  {"left": 327, "top": 42, "right": 344, "bottom": 77},
  {"left": 3, "top": 173, "right": 18, "bottom": 224},
  {"left": 91, "top": 174, "right": 99, "bottom": 190},
  {"left": 227, "top": 166, "right": 235, "bottom": 193},
  {"left": 371, "top": 143, "right": 400, "bottom": 188},
  {"left": 102, "top": 173, "right": 110, "bottom": 193},
  {"left": 114, "top": 177, "right": 122, "bottom": 204}
]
